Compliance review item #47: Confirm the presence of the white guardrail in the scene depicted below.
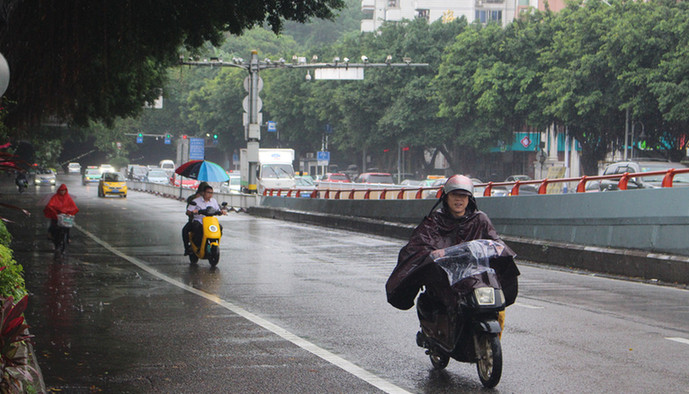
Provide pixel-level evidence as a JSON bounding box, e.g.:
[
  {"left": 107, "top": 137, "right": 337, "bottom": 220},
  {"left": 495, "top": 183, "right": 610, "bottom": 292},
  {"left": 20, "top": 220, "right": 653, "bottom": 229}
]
[{"left": 128, "top": 181, "right": 261, "bottom": 210}]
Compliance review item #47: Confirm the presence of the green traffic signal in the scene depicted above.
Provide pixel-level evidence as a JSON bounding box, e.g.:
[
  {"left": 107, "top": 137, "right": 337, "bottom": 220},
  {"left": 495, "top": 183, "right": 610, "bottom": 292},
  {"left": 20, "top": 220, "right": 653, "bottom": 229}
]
[
  {"left": 213, "top": 134, "right": 218, "bottom": 139},
  {"left": 138, "top": 132, "right": 143, "bottom": 137}
]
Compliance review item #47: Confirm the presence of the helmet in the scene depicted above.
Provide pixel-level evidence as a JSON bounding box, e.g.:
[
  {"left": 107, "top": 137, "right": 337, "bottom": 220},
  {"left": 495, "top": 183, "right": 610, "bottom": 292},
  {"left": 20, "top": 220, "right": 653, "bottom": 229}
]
[{"left": 443, "top": 175, "right": 473, "bottom": 197}]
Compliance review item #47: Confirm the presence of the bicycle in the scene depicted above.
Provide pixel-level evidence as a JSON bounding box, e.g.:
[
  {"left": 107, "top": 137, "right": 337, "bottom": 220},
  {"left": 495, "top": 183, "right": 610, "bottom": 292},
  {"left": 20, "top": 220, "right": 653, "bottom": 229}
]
[{"left": 54, "top": 213, "right": 74, "bottom": 259}]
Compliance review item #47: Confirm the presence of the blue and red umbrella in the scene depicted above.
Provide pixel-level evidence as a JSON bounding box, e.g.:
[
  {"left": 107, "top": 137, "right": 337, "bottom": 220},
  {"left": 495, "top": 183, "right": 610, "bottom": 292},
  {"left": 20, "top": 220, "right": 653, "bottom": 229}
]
[{"left": 174, "top": 160, "right": 229, "bottom": 182}]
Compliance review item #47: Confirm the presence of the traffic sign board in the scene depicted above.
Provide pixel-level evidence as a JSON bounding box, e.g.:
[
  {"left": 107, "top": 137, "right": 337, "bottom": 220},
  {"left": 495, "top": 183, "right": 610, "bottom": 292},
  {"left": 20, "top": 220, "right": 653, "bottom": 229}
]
[
  {"left": 267, "top": 121, "right": 276, "bottom": 132},
  {"left": 317, "top": 151, "right": 330, "bottom": 166}
]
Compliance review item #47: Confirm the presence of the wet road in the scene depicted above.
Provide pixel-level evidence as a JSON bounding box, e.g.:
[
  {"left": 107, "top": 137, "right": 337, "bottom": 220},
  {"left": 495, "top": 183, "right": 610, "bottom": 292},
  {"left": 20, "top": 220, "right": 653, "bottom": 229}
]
[{"left": 3, "top": 175, "right": 689, "bottom": 393}]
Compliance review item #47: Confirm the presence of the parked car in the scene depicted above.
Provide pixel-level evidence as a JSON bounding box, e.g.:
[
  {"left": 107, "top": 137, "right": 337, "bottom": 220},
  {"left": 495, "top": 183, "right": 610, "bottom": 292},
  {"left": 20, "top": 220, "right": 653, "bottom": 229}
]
[
  {"left": 292, "top": 176, "right": 316, "bottom": 197},
  {"left": 504, "top": 174, "right": 538, "bottom": 195},
  {"left": 354, "top": 172, "right": 394, "bottom": 184},
  {"left": 423, "top": 178, "right": 447, "bottom": 199},
  {"left": 98, "top": 172, "right": 127, "bottom": 198},
  {"left": 146, "top": 168, "right": 170, "bottom": 185},
  {"left": 67, "top": 162, "right": 81, "bottom": 174},
  {"left": 34, "top": 168, "right": 56, "bottom": 186},
  {"left": 171, "top": 175, "right": 199, "bottom": 189},
  {"left": 400, "top": 179, "right": 422, "bottom": 187},
  {"left": 82, "top": 166, "right": 102, "bottom": 185},
  {"left": 220, "top": 174, "right": 241, "bottom": 194},
  {"left": 320, "top": 173, "right": 351, "bottom": 183},
  {"left": 471, "top": 178, "right": 487, "bottom": 197},
  {"left": 99, "top": 164, "right": 115, "bottom": 174},
  {"left": 598, "top": 160, "right": 689, "bottom": 191},
  {"left": 127, "top": 165, "right": 148, "bottom": 181}
]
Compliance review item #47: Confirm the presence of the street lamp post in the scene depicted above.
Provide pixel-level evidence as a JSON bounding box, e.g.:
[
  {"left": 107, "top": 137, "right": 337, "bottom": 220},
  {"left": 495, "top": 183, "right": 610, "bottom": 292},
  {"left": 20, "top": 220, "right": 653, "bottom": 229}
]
[{"left": 180, "top": 52, "right": 428, "bottom": 193}]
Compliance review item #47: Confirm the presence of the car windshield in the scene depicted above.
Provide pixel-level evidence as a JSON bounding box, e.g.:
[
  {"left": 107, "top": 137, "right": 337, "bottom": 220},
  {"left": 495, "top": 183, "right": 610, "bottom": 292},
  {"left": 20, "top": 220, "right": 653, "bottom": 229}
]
[
  {"left": 229, "top": 176, "right": 240, "bottom": 186},
  {"left": 85, "top": 169, "right": 100, "bottom": 175},
  {"left": 148, "top": 170, "right": 167, "bottom": 177},
  {"left": 262, "top": 164, "right": 294, "bottom": 179},
  {"left": 102, "top": 173, "right": 123, "bottom": 181}
]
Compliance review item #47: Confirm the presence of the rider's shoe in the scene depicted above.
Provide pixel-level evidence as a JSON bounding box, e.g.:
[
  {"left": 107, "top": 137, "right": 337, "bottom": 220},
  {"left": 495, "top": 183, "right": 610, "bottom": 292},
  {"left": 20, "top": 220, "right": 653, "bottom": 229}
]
[{"left": 184, "top": 246, "right": 191, "bottom": 256}]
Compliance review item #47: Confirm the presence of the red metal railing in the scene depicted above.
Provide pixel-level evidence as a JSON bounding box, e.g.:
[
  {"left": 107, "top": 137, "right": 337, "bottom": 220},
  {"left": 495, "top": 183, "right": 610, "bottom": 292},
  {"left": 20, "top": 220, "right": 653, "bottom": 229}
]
[{"left": 264, "top": 168, "right": 689, "bottom": 199}]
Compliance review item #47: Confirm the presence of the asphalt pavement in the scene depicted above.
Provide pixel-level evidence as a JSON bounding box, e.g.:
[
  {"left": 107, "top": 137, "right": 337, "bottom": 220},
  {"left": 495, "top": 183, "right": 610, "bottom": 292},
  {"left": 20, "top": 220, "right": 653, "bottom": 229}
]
[{"left": 2, "top": 177, "right": 392, "bottom": 393}]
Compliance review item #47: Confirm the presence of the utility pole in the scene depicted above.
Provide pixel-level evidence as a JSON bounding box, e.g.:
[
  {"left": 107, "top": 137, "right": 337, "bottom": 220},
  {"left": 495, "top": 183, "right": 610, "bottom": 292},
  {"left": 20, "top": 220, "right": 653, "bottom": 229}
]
[{"left": 180, "top": 52, "right": 428, "bottom": 193}]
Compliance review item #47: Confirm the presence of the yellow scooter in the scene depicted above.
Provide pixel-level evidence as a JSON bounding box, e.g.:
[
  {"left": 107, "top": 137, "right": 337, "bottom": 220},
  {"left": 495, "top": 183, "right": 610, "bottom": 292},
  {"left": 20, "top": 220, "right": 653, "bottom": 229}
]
[{"left": 187, "top": 202, "right": 227, "bottom": 267}]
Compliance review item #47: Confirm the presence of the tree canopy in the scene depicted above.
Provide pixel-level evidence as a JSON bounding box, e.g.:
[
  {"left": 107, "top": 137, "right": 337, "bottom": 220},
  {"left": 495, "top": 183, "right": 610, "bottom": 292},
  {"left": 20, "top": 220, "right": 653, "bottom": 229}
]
[{"left": 0, "top": 0, "right": 344, "bottom": 130}]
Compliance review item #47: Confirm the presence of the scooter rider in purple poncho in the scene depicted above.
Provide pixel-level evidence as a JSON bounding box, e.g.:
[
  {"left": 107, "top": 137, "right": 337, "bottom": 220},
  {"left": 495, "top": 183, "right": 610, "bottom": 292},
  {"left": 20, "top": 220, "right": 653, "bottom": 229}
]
[{"left": 385, "top": 175, "right": 520, "bottom": 331}]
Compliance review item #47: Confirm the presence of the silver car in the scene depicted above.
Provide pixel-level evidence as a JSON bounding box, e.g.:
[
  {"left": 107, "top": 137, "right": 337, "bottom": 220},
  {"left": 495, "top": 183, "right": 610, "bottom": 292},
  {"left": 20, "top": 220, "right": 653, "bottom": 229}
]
[
  {"left": 598, "top": 160, "right": 689, "bottom": 191},
  {"left": 34, "top": 169, "right": 57, "bottom": 186},
  {"left": 146, "top": 169, "right": 170, "bottom": 185}
]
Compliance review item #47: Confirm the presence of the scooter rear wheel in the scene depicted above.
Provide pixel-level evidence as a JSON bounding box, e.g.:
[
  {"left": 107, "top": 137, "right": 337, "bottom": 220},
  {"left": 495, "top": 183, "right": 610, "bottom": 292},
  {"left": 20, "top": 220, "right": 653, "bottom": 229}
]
[
  {"left": 475, "top": 332, "right": 502, "bottom": 388},
  {"left": 188, "top": 253, "right": 199, "bottom": 265},
  {"left": 429, "top": 352, "right": 449, "bottom": 370}
]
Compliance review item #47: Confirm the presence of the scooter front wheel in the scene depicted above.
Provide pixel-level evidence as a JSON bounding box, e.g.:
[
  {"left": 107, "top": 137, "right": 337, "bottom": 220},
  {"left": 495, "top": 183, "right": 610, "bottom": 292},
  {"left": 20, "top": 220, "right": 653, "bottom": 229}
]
[
  {"left": 429, "top": 352, "right": 449, "bottom": 370},
  {"left": 475, "top": 332, "right": 502, "bottom": 388},
  {"left": 208, "top": 245, "right": 219, "bottom": 267}
]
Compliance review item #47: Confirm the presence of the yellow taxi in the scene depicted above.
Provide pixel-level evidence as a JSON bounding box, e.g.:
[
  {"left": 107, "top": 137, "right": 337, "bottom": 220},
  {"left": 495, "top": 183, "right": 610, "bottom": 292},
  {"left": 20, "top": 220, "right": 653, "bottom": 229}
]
[{"left": 98, "top": 172, "right": 127, "bottom": 198}]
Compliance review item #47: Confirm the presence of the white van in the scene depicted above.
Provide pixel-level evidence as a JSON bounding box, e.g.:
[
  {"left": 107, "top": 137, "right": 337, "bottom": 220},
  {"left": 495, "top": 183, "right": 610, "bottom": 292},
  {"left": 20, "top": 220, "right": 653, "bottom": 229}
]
[{"left": 159, "top": 160, "right": 175, "bottom": 171}]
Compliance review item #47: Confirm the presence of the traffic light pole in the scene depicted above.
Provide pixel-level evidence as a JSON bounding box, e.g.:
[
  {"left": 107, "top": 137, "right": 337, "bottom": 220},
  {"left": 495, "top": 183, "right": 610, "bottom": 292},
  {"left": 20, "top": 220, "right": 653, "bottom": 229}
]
[{"left": 180, "top": 52, "right": 428, "bottom": 193}]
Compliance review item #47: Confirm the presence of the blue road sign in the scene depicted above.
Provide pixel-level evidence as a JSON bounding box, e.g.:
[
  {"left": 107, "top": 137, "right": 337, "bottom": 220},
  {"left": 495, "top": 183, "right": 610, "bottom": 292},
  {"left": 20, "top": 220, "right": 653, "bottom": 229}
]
[
  {"left": 317, "top": 151, "right": 330, "bottom": 165},
  {"left": 189, "top": 137, "right": 205, "bottom": 160},
  {"left": 136, "top": 135, "right": 143, "bottom": 144},
  {"left": 267, "top": 121, "right": 277, "bottom": 132}
]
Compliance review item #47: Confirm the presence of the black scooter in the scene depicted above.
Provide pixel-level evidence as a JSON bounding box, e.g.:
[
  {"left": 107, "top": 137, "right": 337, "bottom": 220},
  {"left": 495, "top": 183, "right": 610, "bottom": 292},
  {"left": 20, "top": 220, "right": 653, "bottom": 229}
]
[
  {"left": 15, "top": 175, "right": 27, "bottom": 193},
  {"left": 414, "top": 240, "right": 508, "bottom": 388}
]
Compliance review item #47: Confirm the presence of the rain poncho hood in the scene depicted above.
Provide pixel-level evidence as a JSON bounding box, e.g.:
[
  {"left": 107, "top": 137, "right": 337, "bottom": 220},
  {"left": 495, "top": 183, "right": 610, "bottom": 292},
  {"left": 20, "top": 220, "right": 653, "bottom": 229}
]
[
  {"left": 44, "top": 184, "right": 79, "bottom": 219},
  {"left": 385, "top": 203, "right": 519, "bottom": 310}
]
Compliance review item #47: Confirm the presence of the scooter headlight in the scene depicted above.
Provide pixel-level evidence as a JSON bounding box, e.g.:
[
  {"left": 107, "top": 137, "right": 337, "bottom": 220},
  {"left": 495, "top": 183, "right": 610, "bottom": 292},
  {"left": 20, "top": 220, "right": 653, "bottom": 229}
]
[
  {"left": 474, "top": 287, "right": 495, "bottom": 305},
  {"left": 474, "top": 287, "right": 505, "bottom": 306}
]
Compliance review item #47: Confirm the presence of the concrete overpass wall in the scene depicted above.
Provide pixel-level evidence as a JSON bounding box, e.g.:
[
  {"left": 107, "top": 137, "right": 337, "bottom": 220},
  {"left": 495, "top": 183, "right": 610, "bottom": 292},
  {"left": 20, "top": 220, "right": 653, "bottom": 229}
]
[
  {"left": 258, "top": 188, "right": 689, "bottom": 285},
  {"left": 261, "top": 187, "right": 689, "bottom": 256}
]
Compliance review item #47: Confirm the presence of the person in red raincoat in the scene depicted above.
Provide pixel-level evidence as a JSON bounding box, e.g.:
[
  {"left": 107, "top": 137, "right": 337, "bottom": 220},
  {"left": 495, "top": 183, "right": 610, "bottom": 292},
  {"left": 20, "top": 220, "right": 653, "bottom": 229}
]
[
  {"left": 386, "top": 175, "right": 520, "bottom": 330},
  {"left": 44, "top": 184, "right": 79, "bottom": 248}
]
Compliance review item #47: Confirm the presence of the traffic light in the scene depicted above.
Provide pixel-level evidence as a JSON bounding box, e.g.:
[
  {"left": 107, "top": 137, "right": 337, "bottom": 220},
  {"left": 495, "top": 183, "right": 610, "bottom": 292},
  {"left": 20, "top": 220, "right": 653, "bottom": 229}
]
[
  {"left": 213, "top": 134, "right": 218, "bottom": 145},
  {"left": 182, "top": 135, "right": 187, "bottom": 139},
  {"left": 136, "top": 132, "right": 143, "bottom": 144}
]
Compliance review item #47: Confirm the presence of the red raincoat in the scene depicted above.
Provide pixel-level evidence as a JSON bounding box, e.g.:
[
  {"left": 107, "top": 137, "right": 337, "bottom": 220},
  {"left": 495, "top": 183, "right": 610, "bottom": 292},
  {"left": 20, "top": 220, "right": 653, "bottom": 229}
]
[
  {"left": 386, "top": 201, "right": 519, "bottom": 310},
  {"left": 44, "top": 184, "right": 79, "bottom": 220}
]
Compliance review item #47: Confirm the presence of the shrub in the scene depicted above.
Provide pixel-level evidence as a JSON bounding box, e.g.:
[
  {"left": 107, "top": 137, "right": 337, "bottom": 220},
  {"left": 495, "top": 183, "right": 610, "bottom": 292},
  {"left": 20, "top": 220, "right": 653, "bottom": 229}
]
[
  {"left": 0, "top": 295, "right": 34, "bottom": 394},
  {"left": 0, "top": 223, "right": 10, "bottom": 248},
  {"left": 0, "top": 246, "right": 26, "bottom": 301}
]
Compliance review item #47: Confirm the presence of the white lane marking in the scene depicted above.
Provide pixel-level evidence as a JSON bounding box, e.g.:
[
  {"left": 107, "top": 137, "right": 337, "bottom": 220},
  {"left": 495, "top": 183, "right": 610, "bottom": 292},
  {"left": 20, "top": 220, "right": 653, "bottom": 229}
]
[
  {"left": 514, "top": 302, "right": 544, "bottom": 309},
  {"left": 666, "top": 337, "right": 689, "bottom": 345},
  {"left": 76, "top": 224, "right": 411, "bottom": 394}
]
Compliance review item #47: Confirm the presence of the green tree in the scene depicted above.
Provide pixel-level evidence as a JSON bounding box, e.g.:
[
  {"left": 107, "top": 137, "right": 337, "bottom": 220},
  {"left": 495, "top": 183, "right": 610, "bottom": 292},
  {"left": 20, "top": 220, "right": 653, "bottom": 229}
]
[{"left": 0, "top": 0, "right": 345, "bottom": 131}]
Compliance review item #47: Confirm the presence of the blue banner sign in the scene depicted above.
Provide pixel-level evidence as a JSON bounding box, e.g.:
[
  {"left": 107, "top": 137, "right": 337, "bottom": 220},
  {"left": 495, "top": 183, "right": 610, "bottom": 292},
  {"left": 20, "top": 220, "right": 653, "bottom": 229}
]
[{"left": 189, "top": 137, "right": 205, "bottom": 160}]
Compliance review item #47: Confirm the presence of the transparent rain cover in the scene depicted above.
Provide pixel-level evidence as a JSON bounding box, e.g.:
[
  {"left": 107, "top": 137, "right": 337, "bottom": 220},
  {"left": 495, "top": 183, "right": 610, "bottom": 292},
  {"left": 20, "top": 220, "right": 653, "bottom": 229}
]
[{"left": 430, "top": 240, "right": 504, "bottom": 286}]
